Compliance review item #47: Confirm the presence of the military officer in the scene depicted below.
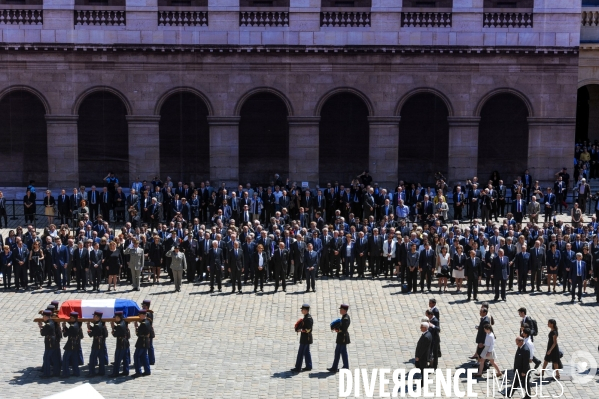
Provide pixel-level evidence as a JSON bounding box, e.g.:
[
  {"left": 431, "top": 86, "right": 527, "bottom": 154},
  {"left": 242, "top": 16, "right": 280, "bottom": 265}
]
[
  {"left": 133, "top": 309, "right": 151, "bottom": 377},
  {"left": 124, "top": 238, "right": 145, "bottom": 291},
  {"left": 109, "top": 311, "right": 130, "bottom": 377},
  {"left": 141, "top": 299, "right": 156, "bottom": 365},
  {"left": 86, "top": 311, "right": 107, "bottom": 377},
  {"left": 291, "top": 303, "right": 313, "bottom": 372},
  {"left": 61, "top": 312, "right": 82, "bottom": 377},
  {"left": 39, "top": 309, "right": 60, "bottom": 378},
  {"left": 166, "top": 244, "right": 187, "bottom": 292},
  {"left": 328, "top": 303, "right": 351, "bottom": 373}
]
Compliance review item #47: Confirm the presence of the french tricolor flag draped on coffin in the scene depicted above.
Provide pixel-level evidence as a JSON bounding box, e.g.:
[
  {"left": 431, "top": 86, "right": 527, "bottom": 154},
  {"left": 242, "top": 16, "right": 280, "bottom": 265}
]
[{"left": 58, "top": 299, "right": 140, "bottom": 319}]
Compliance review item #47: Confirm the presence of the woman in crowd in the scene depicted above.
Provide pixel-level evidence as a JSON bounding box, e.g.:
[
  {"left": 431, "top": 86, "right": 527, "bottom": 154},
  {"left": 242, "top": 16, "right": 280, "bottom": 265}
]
[
  {"left": 473, "top": 324, "right": 502, "bottom": 378},
  {"left": 452, "top": 244, "right": 466, "bottom": 292},
  {"left": 105, "top": 241, "right": 122, "bottom": 292},
  {"left": 541, "top": 319, "right": 561, "bottom": 380},
  {"left": 436, "top": 246, "right": 450, "bottom": 292},
  {"left": 43, "top": 189, "right": 55, "bottom": 225}
]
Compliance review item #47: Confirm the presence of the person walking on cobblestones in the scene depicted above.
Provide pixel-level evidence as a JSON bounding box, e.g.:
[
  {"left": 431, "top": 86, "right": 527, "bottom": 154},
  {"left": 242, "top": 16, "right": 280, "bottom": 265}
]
[{"left": 328, "top": 303, "right": 350, "bottom": 373}]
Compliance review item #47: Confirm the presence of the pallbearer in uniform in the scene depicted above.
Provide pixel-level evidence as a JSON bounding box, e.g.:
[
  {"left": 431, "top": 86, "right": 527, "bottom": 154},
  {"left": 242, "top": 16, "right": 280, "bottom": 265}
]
[
  {"left": 141, "top": 299, "right": 156, "bottom": 365},
  {"left": 86, "top": 311, "right": 107, "bottom": 377},
  {"left": 61, "top": 312, "right": 81, "bottom": 377},
  {"left": 328, "top": 303, "right": 350, "bottom": 373},
  {"left": 109, "top": 311, "right": 130, "bottom": 377},
  {"left": 291, "top": 303, "right": 313, "bottom": 372},
  {"left": 39, "top": 309, "right": 60, "bottom": 378},
  {"left": 133, "top": 309, "right": 151, "bottom": 377}
]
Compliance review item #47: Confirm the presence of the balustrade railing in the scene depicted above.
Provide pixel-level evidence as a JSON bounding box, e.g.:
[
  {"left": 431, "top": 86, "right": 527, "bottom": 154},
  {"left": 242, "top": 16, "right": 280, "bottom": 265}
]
[
  {"left": 320, "top": 8, "right": 371, "bottom": 27},
  {"left": 401, "top": 10, "right": 452, "bottom": 28},
  {"left": 158, "top": 9, "right": 208, "bottom": 26},
  {"left": 239, "top": 9, "right": 289, "bottom": 27},
  {"left": 0, "top": 8, "right": 42, "bottom": 25},
  {"left": 74, "top": 9, "right": 126, "bottom": 26},
  {"left": 582, "top": 7, "right": 599, "bottom": 27},
  {"left": 483, "top": 10, "right": 533, "bottom": 28}
]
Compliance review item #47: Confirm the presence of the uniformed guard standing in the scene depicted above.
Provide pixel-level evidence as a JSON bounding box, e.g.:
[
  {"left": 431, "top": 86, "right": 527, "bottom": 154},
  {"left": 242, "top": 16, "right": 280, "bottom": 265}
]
[
  {"left": 86, "top": 311, "right": 107, "bottom": 377},
  {"left": 109, "top": 311, "right": 130, "bottom": 377},
  {"left": 291, "top": 303, "right": 313, "bottom": 373},
  {"left": 44, "top": 304, "right": 62, "bottom": 371},
  {"left": 327, "top": 304, "right": 351, "bottom": 373},
  {"left": 141, "top": 299, "right": 155, "bottom": 365},
  {"left": 133, "top": 309, "right": 151, "bottom": 377},
  {"left": 39, "top": 310, "right": 60, "bottom": 378},
  {"left": 61, "top": 312, "right": 82, "bottom": 377}
]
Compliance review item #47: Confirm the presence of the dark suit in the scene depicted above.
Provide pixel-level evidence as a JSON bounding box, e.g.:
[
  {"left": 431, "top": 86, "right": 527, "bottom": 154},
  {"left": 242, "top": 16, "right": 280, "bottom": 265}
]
[
  {"left": 228, "top": 247, "right": 244, "bottom": 292},
  {"left": 208, "top": 247, "right": 224, "bottom": 291},
  {"left": 241, "top": 241, "right": 255, "bottom": 283},
  {"left": 12, "top": 245, "right": 29, "bottom": 289},
  {"left": 415, "top": 331, "right": 432, "bottom": 387},
  {"left": 528, "top": 247, "right": 545, "bottom": 291},
  {"left": 419, "top": 248, "right": 435, "bottom": 291},
  {"left": 100, "top": 192, "right": 112, "bottom": 221},
  {"left": 88, "top": 190, "right": 101, "bottom": 220},
  {"left": 253, "top": 251, "right": 268, "bottom": 291},
  {"left": 57, "top": 194, "right": 71, "bottom": 224},
  {"left": 89, "top": 248, "right": 103, "bottom": 290},
  {"left": 52, "top": 244, "right": 69, "bottom": 290},
  {"left": 272, "top": 248, "right": 288, "bottom": 292},
  {"left": 510, "top": 345, "right": 531, "bottom": 399},
  {"left": 305, "top": 250, "right": 318, "bottom": 291},
  {"left": 512, "top": 199, "right": 526, "bottom": 224},
  {"left": 570, "top": 259, "right": 586, "bottom": 301},
  {"left": 354, "top": 237, "right": 368, "bottom": 278},
  {"left": 515, "top": 252, "right": 530, "bottom": 292},
  {"left": 368, "top": 234, "right": 383, "bottom": 278},
  {"left": 492, "top": 255, "right": 509, "bottom": 300},
  {"left": 465, "top": 256, "right": 482, "bottom": 300},
  {"left": 428, "top": 316, "right": 441, "bottom": 369},
  {"left": 72, "top": 247, "right": 89, "bottom": 290}
]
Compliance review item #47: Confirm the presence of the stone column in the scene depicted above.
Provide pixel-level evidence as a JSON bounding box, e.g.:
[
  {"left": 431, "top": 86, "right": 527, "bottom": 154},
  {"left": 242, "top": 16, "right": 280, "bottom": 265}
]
[
  {"left": 527, "top": 117, "right": 576, "bottom": 183},
  {"left": 287, "top": 117, "right": 320, "bottom": 186},
  {"left": 207, "top": 116, "right": 240, "bottom": 186},
  {"left": 368, "top": 116, "right": 401, "bottom": 188},
  {"left": 587, "top": 86, "right": 599, "bottom": 142},
  {"left": 127, "top": 115, "right": 161, "bottom": 183},
  {"left": 447, "top": 116, "right": 480, "bottom": 183},
  {"left": 46, "top": 115, "right": 79, "bottom": 189}
]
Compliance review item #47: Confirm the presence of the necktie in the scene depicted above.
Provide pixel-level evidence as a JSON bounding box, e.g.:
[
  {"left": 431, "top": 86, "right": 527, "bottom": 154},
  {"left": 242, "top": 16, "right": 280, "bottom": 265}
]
[
  {"left": 79, "top": 250, "right": 82, "bottom": 258},
  {"left": 578, "top": 261, "right": 581, "bottom": 276}
]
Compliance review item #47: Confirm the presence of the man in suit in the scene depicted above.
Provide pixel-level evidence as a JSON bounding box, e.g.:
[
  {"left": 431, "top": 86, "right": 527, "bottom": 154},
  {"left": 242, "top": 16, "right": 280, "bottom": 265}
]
[
  {"left": 100, "top": 187, "right": 112, "bottom": 222},
  {"left": 241, "top": 235, "right": 255, "bottom": 284},
  {"left": 497, "top": 180, "right": 507, "bottom": 217},
  {"left": 72, "top": 240, "right": 89, "bottom": 292},
  {"left": 272, "top": 241, "right": 288, "bottom": 293},
  {"left": 526, "top": 196, "right": 541, "bottom": 224},
  {"left": 57, "top": 189, "right": 71, "bottom": 225},
  {"left": 208, "top": 240, "right": 225, "bottom": 293},
  {"left": 113, "top": 187, "right": 126, "bottom": 222},
  {"left": 305, "top": 243, "right": 318, "bottom": 292},
  {"left": 89, "top": 242, "right": 103, "bottom": 291},
  {"left": 425, "top": 310, "right": 441, "bottom": 369},
  {"left": 354, "top": 232, "right": 368, "bottom": 278},
  {"left": 87, "top": 185, "right": 101, "bottom": 221},
  {"left": 362, "top": 188, "right": 375, "bottom": 220},
  {"left": 492, "top": 248, "right": 509, "bottom": 301},
  {"left": 508, "top": 337, "right": 531, "bottom": 399},
  {"left": 465, "top": 249, "right": 482, "bottom": 300},
  {"left": 529, "top": 241, "right": 545, "bottom": 292},
  {"left": 12, "top": 238, "right": 29, "bottom": 290},
  {"left": 570, "top": 252, "right": 586, "bottom": 303},
  {"left": 544, "top": 187, "right": 555, "bottom": 222},
  {"left": 52, "top": 237, "right": 69, "bottom": 292},
  {"left": 228, "top": 240, "right": 244, "bottom": 293},
  {"left": 515, "top": 244, "right": 531, "bottom": 292},
  {"left": 368, "top": 228, "right": 383, "bottom": 278},
  {"left": 419, "top": 243, "right": 435, "bottom": 292},
  {"left": 512, "top": 193, "right": 526, "bottom": 224},
  {"left": 561, "top": 242, "right": 575, "bottom": 293},
  {"left": 415, "top": 322, "right": 432, "bottom": 387}
]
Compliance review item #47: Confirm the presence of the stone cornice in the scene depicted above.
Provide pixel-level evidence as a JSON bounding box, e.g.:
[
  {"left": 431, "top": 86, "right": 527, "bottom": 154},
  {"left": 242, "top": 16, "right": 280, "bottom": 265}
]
[
  {"left": 207, "top": 116, "right": 241, "bottom": 126},
  {"left": 527, "top": 117, "right": 576, "bottom": 126},
  {"left": 367, "top": 116, "right": 401, "bottom": 125},
  {"left": 447, "top": 116, "right": 481, "bottom": 126},
  {"left": 45, "top": 115, "right": 78, "bottom": 123},
  {"left": 287, "top": 116, "right": 320, "bottom": 125},
  {"left": 126, "top": 115, "right": 161, "bottom": 124}
]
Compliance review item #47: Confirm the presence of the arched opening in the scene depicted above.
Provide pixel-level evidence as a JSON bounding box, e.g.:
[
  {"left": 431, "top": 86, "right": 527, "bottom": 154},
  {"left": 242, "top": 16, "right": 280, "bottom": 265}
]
[
  {"left": 477, "top": 93, "right": 529, "bottom": 181},
  {"left": 239, "top": 92, "right": 289, "bottom": 185},
  {"left": 159, "top": 92, "right": 210, "bottom": 183},
  {"left": 319, "top": 92, "right": 369, "bottom": 184},
  {"left": 0, "top": 90, "right": 48, "bottom": 185},
  {"left": 576, "top": 85, "right": 599, "bottom": 143},
  {"left": 398, "top": 92, "right": 449, "bottom": 185},
  {"left": 78, "top": 91, "right": 129, "bottom": 186}
]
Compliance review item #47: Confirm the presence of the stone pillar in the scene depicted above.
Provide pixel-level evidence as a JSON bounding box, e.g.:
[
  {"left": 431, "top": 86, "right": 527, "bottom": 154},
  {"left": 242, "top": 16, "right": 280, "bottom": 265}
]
[
  {"left": 527, "top": 117, "right": 576, "bottom": 183},
  {"left": 287, "top": 117, "right": 320, "bottom": 186},
  {"left": 207, "top": 116, "right": 240, "bottom": 186},
  {"left": 46, "top": 115, "right": 79, "bottom": 189},
  {"left": 587, "top": 86, "right": 599, "bottom": 142},
  {"left": 447, "top": 116, "right": 480, "bottom": 183},
  {"left": 126, "top": 115, "right": 161, "bottom": 183},
  {"left": 368, "top": 116, "right": 401, "bottom": 188}
]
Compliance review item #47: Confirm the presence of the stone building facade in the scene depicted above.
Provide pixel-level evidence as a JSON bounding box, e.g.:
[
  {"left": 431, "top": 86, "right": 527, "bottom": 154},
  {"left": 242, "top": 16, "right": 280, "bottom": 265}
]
[{"left": 0, "top": 0, "right": 580, "bottom": 188}]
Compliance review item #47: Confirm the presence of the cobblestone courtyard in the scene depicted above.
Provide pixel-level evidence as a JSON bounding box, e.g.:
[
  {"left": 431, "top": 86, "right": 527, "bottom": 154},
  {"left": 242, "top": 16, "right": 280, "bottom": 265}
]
[{"left": 1, "top": 266, "right": 598, "bottom": 398}]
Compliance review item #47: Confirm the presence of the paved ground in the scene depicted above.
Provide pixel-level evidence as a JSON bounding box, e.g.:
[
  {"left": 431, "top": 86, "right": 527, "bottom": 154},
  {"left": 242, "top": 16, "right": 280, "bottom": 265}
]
[{"left": 1, "top": 270, "right": 598, "bottom": 398}]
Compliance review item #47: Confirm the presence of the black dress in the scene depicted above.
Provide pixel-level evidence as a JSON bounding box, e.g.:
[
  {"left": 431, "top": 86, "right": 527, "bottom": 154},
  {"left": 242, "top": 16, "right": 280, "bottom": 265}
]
[
  {"left": 106, "top": 249, "right": 122, "bottom": 275},
  {"left": 544, "top": 329, "right": 560, "bottom": 363}
]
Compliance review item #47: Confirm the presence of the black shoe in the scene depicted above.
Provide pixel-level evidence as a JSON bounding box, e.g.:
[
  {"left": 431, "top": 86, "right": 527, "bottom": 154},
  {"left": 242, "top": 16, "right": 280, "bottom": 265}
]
[
  {"left": 290, "top": 368, "right": 301, "bottom": 373},
  {"left": 109, "top": 373, "right": 119, "bottom": 378},
  {"left": 218, "top": 288, "right": 222, "bottom": 292},
  {"left": 327, "top": 368, "right": 338, "bottom": 373},
  {"left": 131, "top": 373, "right": 143, "bottom": 378},
  {"left": 302, "top": 367, "right": 312, "bottom": 371},
  {"left": 120, "top": 372, "right": 129, "bottom": 377},
  {"left": 142, "top": 372, "right": 151, "bottom": 376},
  {"left": 86, "top": 373, "right": 98, "bottom": 378},
  {"left": 40, "top": 375, "right": 52, "bottom": 379}
]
